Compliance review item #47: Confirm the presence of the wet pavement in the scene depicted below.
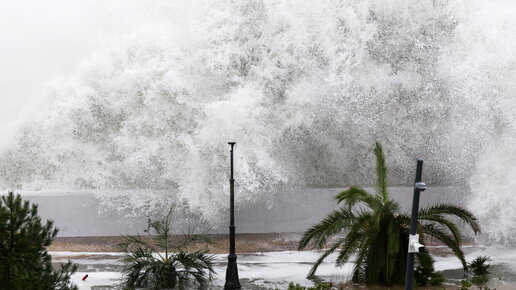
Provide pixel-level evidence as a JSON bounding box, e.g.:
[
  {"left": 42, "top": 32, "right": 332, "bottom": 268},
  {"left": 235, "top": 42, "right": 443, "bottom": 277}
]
[{"left": 51, "top": 247, "right": 516, "bottom": 290}]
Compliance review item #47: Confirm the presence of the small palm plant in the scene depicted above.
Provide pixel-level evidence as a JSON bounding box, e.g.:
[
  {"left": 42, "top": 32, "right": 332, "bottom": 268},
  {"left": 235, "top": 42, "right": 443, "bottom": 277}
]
[
  {"left": 298, "top": 142, "right": 480, "bottom": 284},
  {"left": 469, "top": 256, "right": 491, "bottom": 289},
  {"left": 118, "top": 207, "right": 216, "bottom": 289}
]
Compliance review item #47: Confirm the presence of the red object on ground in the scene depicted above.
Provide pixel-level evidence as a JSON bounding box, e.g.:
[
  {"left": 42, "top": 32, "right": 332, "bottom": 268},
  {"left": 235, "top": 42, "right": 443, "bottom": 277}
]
[{"left": 82, "top": 274, "right": 88, "bottom": 281}]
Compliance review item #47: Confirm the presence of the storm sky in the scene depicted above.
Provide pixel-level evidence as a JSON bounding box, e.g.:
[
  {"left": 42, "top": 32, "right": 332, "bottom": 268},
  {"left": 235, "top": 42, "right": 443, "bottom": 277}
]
[{"left": 0, "top": 0, "right": 157, "bottom": 146}]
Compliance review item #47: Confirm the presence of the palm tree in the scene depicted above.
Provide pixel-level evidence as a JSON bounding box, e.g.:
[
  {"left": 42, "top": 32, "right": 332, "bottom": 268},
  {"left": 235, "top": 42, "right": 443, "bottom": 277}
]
[
  {"left": 468, "top": 256, "right": 491, "bottom": 288},
  {"left": 298, "top": 142, "right": 480, "bottom": 285},
  {"left": 118, "top": 207, "right": 215, "bottom": 289}
]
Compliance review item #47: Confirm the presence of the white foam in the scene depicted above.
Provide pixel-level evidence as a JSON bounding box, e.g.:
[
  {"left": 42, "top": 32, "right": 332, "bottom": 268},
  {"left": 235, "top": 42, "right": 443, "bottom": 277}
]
[
  {"left": 61, "top": 248, "right": 516, "bottom": 289},
  {"left": 0, "top": 0, "right": 515, "bottom": 241}
]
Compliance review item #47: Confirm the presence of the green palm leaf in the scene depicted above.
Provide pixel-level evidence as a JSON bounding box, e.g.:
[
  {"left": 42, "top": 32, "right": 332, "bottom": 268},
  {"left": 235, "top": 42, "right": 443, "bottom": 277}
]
[
  {"left": 174, "top": 250, "right": 215, "bottom": 286},
  {"left": 298, "top": 207, "right": 356, "bottom": 250},
  {"left": 307, "top": 239, "right": 342, "bottom": 278},
  {"left": 336, "top": 186, "right": 376, "bottom": 208},
  {"left": 334, "top": 221, "right": 371, "bottom": 268},
  {"left": 418, "top": 214, "right": 462, "bottom": 244},
  {"left": 373, "top": 142, "right": 389, "bottom": 200},
  {"left": 419, "top": 203, "right": 481, "bottom": 234},
  {"left": 352, "top": 240, "right": 370, "bottom": 283},
  {"left": 419, "top": 223, "right": 467, "bottom": 269}
]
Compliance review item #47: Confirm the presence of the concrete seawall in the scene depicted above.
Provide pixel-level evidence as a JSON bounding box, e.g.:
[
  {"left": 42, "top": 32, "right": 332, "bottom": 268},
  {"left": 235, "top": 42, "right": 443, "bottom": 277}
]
[{"left": 17, "top": 187, "right": 466, "bottom": 237}]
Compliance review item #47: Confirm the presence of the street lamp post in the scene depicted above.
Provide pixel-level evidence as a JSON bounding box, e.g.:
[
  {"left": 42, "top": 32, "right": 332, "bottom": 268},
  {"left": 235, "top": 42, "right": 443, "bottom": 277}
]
[
  {"left": 405, "top": 159, "right": 427, "bottom": 290},
  {"left": 224, "top": 142, "right": 241, "bottom": 289}
]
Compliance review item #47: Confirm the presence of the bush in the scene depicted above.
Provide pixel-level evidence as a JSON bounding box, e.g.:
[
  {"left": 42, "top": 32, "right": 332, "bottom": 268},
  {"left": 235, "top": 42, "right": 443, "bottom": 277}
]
[
  {"left": 118, "top": 207, "right": 215, "bottom": 289},
  {"left": 469, "top": 256, "right": 491, "bottom": 288},
  {"left": 414, "top": 252, "right": 444, "bottom": 286},
  {"left": 286, "top": 281, "right": 331, "bottom": 290},
  {"left": 0, "top": 192, "right": 77, "bottom": 290},
  {"left": 460, "top": 256, "right": 495, "bottom": 290}
]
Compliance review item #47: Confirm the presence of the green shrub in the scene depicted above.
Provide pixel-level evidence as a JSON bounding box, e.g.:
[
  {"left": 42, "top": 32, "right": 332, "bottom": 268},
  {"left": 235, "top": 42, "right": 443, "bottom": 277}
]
[
  {"left": 286, "top": 281, "right": 331, "bottom": 290},
  {"left": 460, "top": 279, "right": 473, "bottom": 290},
  {"left": 414, "top": 252, "right": 444, "bottom": 286},
  {"left": 118, "top": 207, "right": 215, "bottom": 289},
  {"left": 0, "top": 192, "right": 77, "bottom": 290},
  {"left": 460, "top": 256, "right": 495, "bottom": 290}
]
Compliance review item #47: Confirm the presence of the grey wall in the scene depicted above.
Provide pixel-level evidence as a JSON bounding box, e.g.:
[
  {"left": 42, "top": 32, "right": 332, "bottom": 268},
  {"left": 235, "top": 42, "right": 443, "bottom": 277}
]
[
  {"left": 233, "top": 186, "right": 466, "bottom": 234},
  {"left": 18, "top": 187, "right": 466, "bottom": 237}
]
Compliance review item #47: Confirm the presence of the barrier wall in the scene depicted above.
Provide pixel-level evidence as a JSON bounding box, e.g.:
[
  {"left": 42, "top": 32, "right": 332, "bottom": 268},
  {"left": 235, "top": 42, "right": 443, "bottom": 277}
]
[{"left": 18, "top": 187, "right": 465, "bottom": 237}]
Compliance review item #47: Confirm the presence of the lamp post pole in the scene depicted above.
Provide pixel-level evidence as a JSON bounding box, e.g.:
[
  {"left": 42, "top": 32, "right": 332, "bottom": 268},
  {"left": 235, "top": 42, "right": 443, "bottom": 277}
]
[
  {"left": 405, "top": 159, "right": 427, "bottom": 290},
  {"left": 224, "top": 142, "right": 241, "bottom": 289}
]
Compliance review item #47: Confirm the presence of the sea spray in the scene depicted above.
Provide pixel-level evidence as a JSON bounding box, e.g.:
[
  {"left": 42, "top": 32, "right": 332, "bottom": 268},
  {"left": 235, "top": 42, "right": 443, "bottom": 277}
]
[{"left": 0, "top": 0, "right": 513, "bottom": 234}]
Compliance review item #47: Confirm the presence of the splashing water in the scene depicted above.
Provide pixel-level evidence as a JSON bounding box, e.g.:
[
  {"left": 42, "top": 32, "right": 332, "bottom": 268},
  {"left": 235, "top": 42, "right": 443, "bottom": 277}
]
[{"left": 0, "top": 0, "right": 514, "bottom": 238}]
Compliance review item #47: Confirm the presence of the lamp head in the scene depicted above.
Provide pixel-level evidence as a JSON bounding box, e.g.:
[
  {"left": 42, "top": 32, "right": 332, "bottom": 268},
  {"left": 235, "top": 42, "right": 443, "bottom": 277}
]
[{"left": 415, "top": 182, "right": 427, "bottom": 191}]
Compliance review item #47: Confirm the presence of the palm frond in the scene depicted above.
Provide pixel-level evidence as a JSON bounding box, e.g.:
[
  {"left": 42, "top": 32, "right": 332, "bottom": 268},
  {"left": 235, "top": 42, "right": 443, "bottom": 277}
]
[
  {"left": 335, "top": 186, "right": 376, "bottom": 208},
  {"left": 151, "top": 207, "right": 174, "bottom": 256},
  {"left": 117, "top": 234, "right": 151, "bottom": 252},
  {"left": 120, "top": 245, "right": 156, "bottom": 288},
  {"left": 334, "top": 221, "right": 370, "bottom": 267},
  {"left": 419, "top": 203, "right": 481, "bottom": 234},
  {"left": 174, "top": 250, "right": 216, "bottom": 286},
  {"left": 420, "top": 223, "right": 467, "bottom": 270},
  {"left": 174, "top": 227, "right": 213, "bottom": 251},
  {"left": 307, "top": 240, "right": 342, "bottom": 278},
  {"left": 306, "top": 211, "right": 374, "bottom": 277},
  {"left": 298, "top": 207, "right": 356, "bottom": 250},
  {"left": 397, "top": 213, "right": 411, "bottom": 226},
  {"left": 122, "top": 244, "right": 155, "bottom": 265},
  {"left": 373, "top": 142, "right": 389, "bottom": 200},
  {"left": 418, "top": 214, "right": 462, "bottom": 245},
  {"left": 351, "top": 239, "right": 370, "bottom": 283}
]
